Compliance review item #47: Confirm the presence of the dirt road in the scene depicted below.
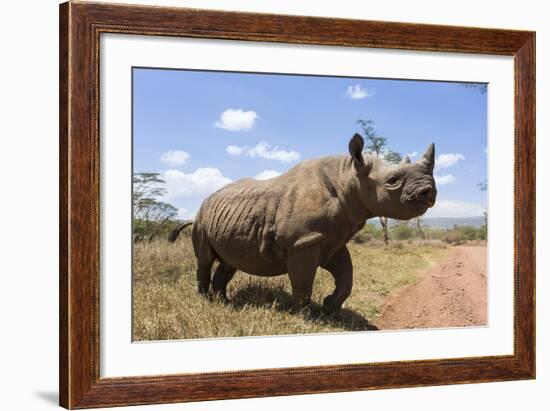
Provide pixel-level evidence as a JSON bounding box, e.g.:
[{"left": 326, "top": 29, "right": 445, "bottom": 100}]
[{"left": 374, "top": 246, "right": 487, "bottom": 330}]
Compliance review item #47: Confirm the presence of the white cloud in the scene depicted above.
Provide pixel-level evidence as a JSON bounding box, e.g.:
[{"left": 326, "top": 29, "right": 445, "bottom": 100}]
[
  {"left": 406, "top": 151, "right": 418, "bottom": 159},
  {"left": 226, "top": 145, "right": 244, "bottom": 155},
  {"left": 435, "top": 153, "right": 465, "bottom": 169},
  {"left": 163, "top": 168, "right": 232, "bottom": 201},
  {"left": 254, "top": 170, "right": 282, "bottom": 180},
  {"left": 226, "top": 141, "right": 301, "bottom": 163},
  {"left": 426, "top": 200, "right": 485, "bottom": 218},
  {"left": 248, "top": 142, "right": 301, "bottom": 163},
  {"left": 434, "top": 174, "right": 456, "bottom": 186},
  {"left": 345, "top": 84, "right": 373, "bottom": 100},
  {"left": 214, "top": 109, "right": 258, "bottom": 131},
  {"left": 160, "top": 150, "right": 190, "bottom": 166}
]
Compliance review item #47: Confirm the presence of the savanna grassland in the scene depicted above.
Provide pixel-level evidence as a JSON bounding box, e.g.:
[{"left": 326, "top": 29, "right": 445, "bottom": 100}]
[{"left": 132, "top": 232, "right": 450, "bottom": 341}]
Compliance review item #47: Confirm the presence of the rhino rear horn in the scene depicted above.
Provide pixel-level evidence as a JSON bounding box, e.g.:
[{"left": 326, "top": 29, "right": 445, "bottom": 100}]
[
  {"left": 417, "top": 143, "right": 435, "bottom": 173},
  {"left": 400, "top": 155, "right": 411, "bottom": 165},
  {"left": 349, "top": 133, "right": 365, "bottom": 166}
]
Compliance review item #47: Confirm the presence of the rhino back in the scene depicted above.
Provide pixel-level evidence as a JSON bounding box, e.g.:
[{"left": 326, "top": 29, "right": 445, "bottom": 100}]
[{"left": 193, "top": 155, "right": 365, "bottom": 274}]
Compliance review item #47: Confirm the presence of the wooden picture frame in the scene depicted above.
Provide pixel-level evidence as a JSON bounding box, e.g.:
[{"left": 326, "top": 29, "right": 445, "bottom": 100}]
[{"left": 59, "top": 1, "right": 535, "bottom": 408}]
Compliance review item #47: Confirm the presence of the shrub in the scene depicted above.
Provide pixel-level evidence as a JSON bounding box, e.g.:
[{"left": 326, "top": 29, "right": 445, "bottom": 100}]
[
  {"left": 133, "top": 219, "right": 183, "bottom": 242},
  {"left": 352, "top": 223, "right": 383, "bottom": 244},
  {"left": 391, "top": 222, "right": 415, "bottom": 240},
  {"left": 478, "top": 225, "right": 487, "bottom": 240},
  {"left": 441, "top": 225, "right": 487, "bottom": 245},
  {"left": 352, "top": 231, "right": 369, "bottom": 244},
  {"left": 457, "top": 225, "right": 479, "bottom": 241},
  {"left": 441, "top": 230, "right": 466, "bottom": 245}
]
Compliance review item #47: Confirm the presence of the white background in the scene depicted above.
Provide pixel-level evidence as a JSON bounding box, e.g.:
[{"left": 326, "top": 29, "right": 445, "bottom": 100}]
[{"left": 0, "top": 0, "right": 547, "bottom": 410}]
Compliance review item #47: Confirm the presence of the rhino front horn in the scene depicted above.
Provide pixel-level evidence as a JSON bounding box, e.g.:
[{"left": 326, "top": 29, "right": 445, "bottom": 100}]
[{"left": 417, "top": 143, "right": 435, "bottom": 172}]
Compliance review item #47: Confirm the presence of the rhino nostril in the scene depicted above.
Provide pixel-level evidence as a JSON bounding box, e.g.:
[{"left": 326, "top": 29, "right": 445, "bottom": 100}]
[{"left": 419, "top": 187, "right": 433, "bottom": 201}]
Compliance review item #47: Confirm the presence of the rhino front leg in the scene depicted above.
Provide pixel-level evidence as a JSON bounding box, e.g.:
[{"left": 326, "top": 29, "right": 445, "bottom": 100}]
[
  {"left": 287, "top": 245, "right": 321, "bottom": 308},
  {"left": 321, "top": 246, "right": 353, "bottom": 313}
]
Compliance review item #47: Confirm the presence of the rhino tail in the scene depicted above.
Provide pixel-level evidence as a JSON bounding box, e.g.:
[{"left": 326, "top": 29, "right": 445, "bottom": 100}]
[{"left": 168, "top": 220, "right": 193, "bottom": 242}]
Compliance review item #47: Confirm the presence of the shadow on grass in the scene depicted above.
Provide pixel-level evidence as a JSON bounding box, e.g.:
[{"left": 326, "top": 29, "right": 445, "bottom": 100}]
[{"left": 228, "top": 283, "right": 378, "bottom": 332}]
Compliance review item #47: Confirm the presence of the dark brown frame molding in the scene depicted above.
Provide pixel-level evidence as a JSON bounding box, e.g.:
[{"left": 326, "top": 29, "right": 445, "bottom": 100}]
[{"left": 59, "top": 1, "right": 536, "bottom": 408}]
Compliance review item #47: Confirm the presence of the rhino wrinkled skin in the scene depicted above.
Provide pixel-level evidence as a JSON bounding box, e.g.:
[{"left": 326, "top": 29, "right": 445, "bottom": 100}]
[{"left": 170, "top": 134, "right": 437, "bottom": 312}]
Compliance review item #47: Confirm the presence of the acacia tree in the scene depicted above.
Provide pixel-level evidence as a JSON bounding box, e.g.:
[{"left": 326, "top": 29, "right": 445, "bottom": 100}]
[
  {"left": 415, "top": 217, "right": 426, "bottom": 240},
  {"left": 133, "top": 172, "right": 178, "bottom": 241},
  {"left": 356, "top": 119, "right": 402, "bottom": 244},
  {"left": 356, "top": 119, "right": 428, "bottom": 241}
]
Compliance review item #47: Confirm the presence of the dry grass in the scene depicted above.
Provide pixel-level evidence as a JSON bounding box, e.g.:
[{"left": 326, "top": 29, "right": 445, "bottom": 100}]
[{"left": 132, "top": 236, "right": 449, "bottom": 341}]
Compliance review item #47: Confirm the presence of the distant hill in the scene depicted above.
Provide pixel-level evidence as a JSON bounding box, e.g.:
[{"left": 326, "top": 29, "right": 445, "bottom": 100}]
[{"left": 419, "top": 216, "right": 485, "bottom": 229}]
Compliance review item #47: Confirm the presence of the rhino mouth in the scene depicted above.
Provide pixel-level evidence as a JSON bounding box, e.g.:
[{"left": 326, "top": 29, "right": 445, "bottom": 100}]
[
  {"left": 418, "top": 198, "right": 435, "bottom": 208},
  {"left": 405, "top": 198, "right": 434, "bottom": 211}
]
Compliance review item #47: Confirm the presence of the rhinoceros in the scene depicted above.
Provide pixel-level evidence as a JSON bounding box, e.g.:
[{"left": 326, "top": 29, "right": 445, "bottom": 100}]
[{"left": 169, "top": 134, "right": 437, "bottom": 312}]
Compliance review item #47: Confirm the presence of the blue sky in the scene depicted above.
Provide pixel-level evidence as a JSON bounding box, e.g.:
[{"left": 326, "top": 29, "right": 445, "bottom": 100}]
[{"left": 133, "top": 67, "right": 487, "bottom": 220}]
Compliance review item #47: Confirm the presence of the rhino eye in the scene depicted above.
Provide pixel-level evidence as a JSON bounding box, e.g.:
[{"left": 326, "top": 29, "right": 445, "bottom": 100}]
[{"left": 385, "top": 175, "right": 402, "bottom": 187}]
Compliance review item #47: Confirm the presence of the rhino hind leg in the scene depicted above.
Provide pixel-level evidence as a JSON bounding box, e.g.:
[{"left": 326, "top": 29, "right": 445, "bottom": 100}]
[
  {"left": 195, "top": 243, "right": 216, "bottom": 296},
  {"left": 321, "top": 246, "right": 353, "bottom": 313},
  {"left": 212, "top": 263, "right": 236, "bottom": 301},
  {"left": 287, "top": 246, "right": 320, "bottom": 308}
]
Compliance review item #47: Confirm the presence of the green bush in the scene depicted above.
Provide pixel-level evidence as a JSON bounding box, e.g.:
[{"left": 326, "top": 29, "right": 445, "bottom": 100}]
[
  {"left": 352, "top": 223, "right": 383, "bottom": 244},
  {"left": 133, "top": 218, "right": 183, "bottom": 242},
  {"left": 441, "top": 225, "right": 487, "bottom": 244},
  {"left": 458, "top": 225, "right": 479, "bottom": 241},
  {"left": 353, "top": 222, "right": 487, "bottom": 245},
  {"left": 478, "top": 225, "right": 487, "bottom": 240},
  {"left": 442, "top": 230, "right": 466, "bottom": 245},
  {"left": 391, "top": 222, "right": 415, "bottom": 240}
]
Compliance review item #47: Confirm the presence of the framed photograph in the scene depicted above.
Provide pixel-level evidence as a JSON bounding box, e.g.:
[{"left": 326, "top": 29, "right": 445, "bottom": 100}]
[{"left": 59, "top": 1, "right": 535, "bottom": 408}]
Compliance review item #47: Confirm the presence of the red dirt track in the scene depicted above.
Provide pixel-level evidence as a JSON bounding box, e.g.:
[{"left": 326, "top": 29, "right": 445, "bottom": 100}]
[{"left": 374, "top": 246, "right": 487, "bottom": 330}]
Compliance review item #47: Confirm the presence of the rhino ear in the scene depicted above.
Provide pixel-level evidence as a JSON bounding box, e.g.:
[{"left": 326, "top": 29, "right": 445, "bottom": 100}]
[
  {"left": 349, "top": 133, "right": 365, "bottom": 167},
  {"left": 400, "top": 155, "right": 411, "bottom": 165},
  {"left": 417, "top": 143, "right": 435, "bottom": 173}
]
